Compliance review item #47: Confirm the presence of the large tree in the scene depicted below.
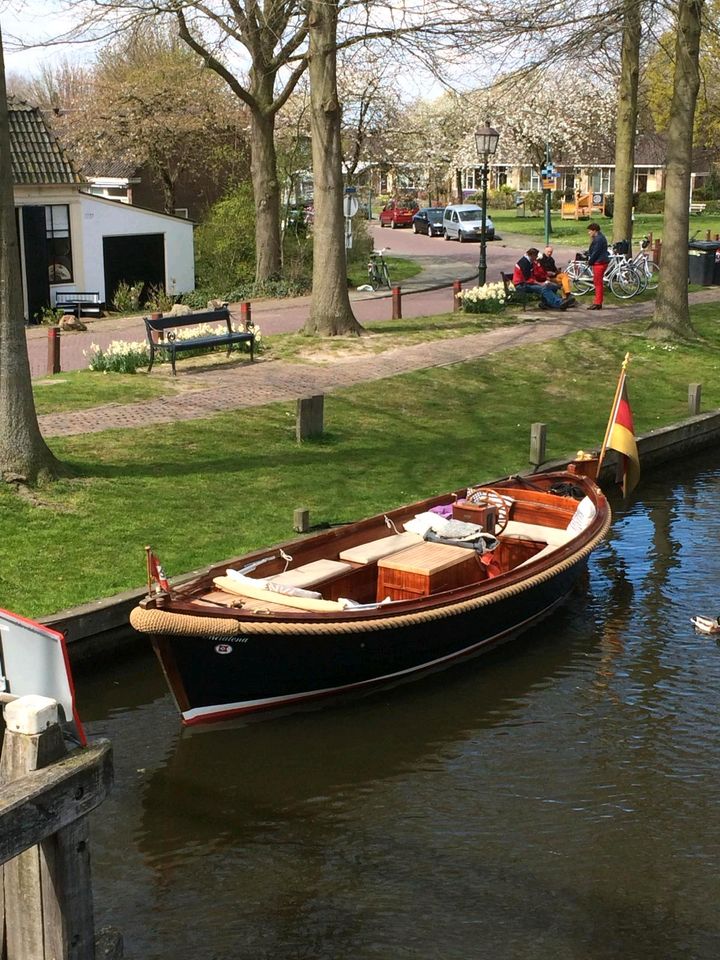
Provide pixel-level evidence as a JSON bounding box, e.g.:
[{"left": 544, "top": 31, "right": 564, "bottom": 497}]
[
  {"left": 612, "top": 0, "right": 642, "bottom": 246},
  {"left": 0, "top": 26, "right": 64, "bottom": 484},
  {"left": 304, "top": 0, "right": 361, "bottom": 335},
  {"left": 648, "top": 0, "right": 705, "bottom": 340}
]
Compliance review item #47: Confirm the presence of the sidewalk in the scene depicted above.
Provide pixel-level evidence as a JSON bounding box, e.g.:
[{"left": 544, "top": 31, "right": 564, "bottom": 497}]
[
  {"left": 38, "top": 288, "right": 720, "bottom": 439},
  {"left": 25, "top": 232, "right": 565, "bottom": 379}
]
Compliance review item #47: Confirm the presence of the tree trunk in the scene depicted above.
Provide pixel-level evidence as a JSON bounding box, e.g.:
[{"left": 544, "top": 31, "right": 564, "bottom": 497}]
[
  {"left": 0, "top": 29, "right": 64, "bottom": 484},
  {"left": 612, "top": 0, "right": 641, "bottom": 247},
  {"left": 648, "top": 0, "right": 704, "bottom": 340},
  {"left": 303, "top": 0, "right": 362, "bottom": 336},
  {"left": 250, "top": 105, "right": 282, "bottom": 283}
]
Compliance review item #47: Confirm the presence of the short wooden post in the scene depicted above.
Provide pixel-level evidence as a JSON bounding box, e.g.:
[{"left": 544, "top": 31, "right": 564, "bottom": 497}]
[
  {"left": 0, "top": 696, "right": 113, "bottom": 960},
  {"left": 47, "top": 327, "right": 61, "bottom": 375},
  {"left": 529, "top": 422, "right": 547, "bottom": 466},
  {"left": 653, "top": 238, "right": 662, "bottom": 265},
  {"left": 293, "top": 508, "right": 310, "bottom": 533},
  {"left": 240, "top": 301, "right": 252, "bottom": 329},
  {"left": 453, "top": 279, "right": 462, "bottom": 311},
  {"left": 706, "top": 230, "right": 712, "bottom": 241},
  {"left": 391, "top": 286, "right": 402, "bottom": 320},
  {"left": 296, "top": 394, "right": 324, "bottom": 441},
  {"left": 689, "top": 383, "right": 702, "bottom": 415}
]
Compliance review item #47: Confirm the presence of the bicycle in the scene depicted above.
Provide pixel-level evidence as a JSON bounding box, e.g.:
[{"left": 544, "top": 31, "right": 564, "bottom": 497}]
[
  {"left": 629, "top": 236, "right": 660, "bottom": 290},
  {"left": 566, "top": 251, "right": 643, "bottom": 299},
  {"left": 368, "top": 248, "right": 391, "bottom": 290}
]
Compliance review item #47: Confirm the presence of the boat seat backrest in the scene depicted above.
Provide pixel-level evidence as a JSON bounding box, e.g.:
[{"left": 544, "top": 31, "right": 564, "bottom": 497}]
[
  {"left": 338, "top": 532, "right": 423, "bottom": 564},
  {"left": 502, "top": 521, "right": 573, "bottom": 548},
  {"left": 266, "top": 559, "right": 352, "bottom": 589}
]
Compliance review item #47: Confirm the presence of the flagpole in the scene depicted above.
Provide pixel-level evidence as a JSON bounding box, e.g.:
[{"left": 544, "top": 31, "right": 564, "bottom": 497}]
[
  {"left": 145, "top": 545, "right": 153, "bottom": 596},
  {"left": 597, "top": 353, "right": 631, "bottom": 473}
]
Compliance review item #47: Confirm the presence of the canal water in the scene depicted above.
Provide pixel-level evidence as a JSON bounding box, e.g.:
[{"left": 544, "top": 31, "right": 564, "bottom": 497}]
[{"left": 79, "top": 451, "right": 720, "bottom": 960}]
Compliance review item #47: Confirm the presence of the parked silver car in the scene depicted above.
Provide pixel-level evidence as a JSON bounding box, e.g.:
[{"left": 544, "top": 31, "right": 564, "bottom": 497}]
[{"left": 442, "top": 204, "right": 495, "bottom": 242}]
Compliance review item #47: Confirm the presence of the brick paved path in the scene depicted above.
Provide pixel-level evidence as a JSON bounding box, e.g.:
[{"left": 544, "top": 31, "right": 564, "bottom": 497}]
[{"left": 38, "top": 301, "right": 657, "bottom": 438}]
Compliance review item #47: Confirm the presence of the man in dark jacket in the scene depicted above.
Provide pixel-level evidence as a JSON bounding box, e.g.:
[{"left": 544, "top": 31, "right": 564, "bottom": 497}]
[
  {"left": 512, "top": 248, "right": 569, "bottom": 310},
  {"left": 586, "top": 223, "right": 609, "bottom": 310}
]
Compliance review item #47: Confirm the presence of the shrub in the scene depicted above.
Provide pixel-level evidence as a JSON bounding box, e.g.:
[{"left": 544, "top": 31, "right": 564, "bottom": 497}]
[
  {"left": 457, "top": 282, "right": 508, "bottom": 314},
  {"left": 194, "top": 183, "right": 256, "bottom": 291},
  {"left": 636, "top": 191, "right": 665, "bottom": 214},
  {"left": 112, "top": 280, "right": 143, "bottom": 313},
  {"left": 35, "top": 306, "right": 64, "bottom": 325},
  {"left": 143, "top": 284, "right": 175, "bottom": 313},
  {"left": 488, "top": 185, "right": 517, "bottom": 209}
]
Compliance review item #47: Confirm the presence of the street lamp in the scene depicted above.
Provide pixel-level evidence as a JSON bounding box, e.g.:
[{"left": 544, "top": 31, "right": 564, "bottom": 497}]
[{"left": 474, "top": 123, "right": 500, "bottom": 286}]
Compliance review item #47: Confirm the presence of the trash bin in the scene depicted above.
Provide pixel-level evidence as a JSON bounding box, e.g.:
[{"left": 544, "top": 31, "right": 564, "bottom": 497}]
[
  {"left": 688, "top": 241, "right": 720, "bottom": 285},
  {"left": 515, "top": 194, "right": 525, "bottom": 218}
]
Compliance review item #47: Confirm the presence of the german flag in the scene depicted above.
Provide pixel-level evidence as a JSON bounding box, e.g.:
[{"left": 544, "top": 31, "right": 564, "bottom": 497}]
[{"left": 601, "top": 357, "right": 640, "bottom": 497}]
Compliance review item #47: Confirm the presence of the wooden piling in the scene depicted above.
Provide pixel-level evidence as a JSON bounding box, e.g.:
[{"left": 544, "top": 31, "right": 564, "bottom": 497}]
[
  {"left": 0, "top": 695, "right": 114, "bottom": 960},
  {"left": 453, "top": 279, "right": 462, "bottom": 311},
  {"left": 296, "top": 395, "right": 324, "bottom": 441},
  {"left": 47, "top": 327, "right": 61, "bottom": 375},
  {"left": 293, "top": 508, "right": 310, "bottom": 533},
  {"left": 689, "top": 383, "right": 702, "bottom": 416},
  {"left": 391, "top": 286, "right": 402, "bottom": 320},
  {"left": 240, "top": 301, "right": 252, "bottom": 329},
  {"left": 529, "top": 423, "right": 547, "bottom": 466}
]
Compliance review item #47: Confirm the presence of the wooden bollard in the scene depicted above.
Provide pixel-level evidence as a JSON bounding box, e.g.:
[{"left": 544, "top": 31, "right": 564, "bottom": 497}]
[
  {"left": 653, "top": 238, "right": 662, "bottom": 265},
  {"left": 296, "top": 394, "right": 324, "bottom": 441},
  {"left": 240, "top": 301, "right": 252, "bottom": 329},
  {"left": 689, "top": 383, "right": 702, "bottom": 415},
  {"left": 706, "top": 230, "right": 712, "bottom": 241},
  {"left": 391, "top": 286, "right": 402, "bottom": 320},
  {"left": 529, "top": 422, "right": 547, "bottom": 466},
  {"left": 293, "top": 507, "right": 310, "bottom": 533},
  {"left": 453, "top": 279, "right": 462, "bottom": 311},
  {"left": 47, "top": 326, "right": 61, "bottom": 375}
]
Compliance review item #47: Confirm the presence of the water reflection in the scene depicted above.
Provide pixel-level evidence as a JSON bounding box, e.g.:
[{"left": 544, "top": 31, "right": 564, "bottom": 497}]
[{"left": 80, "top": 450, "right": 720, "bottom": 960}]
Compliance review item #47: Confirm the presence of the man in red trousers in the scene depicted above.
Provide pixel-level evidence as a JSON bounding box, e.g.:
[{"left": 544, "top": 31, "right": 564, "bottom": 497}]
[{"left": 586, "top": 222, "right": 609, "bottom": 310}]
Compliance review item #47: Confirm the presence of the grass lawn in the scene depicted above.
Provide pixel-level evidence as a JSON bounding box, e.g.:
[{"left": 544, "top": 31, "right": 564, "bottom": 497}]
[
  {"left": 347, "top": 256, "right": 422, "bottom": 289},
  {"left": 491, "top": 209, "right": 720, "bottom": 249},
  {"left": 5, "top": 302, "right": 720, "bottom": 618},
  {"left": 32, "top": 369, "right": 177, "bottom": 414}
]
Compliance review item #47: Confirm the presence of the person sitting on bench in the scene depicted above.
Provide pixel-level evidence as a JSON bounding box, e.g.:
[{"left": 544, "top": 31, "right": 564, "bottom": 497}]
[
  {"left": 537, "top": 245, "right": 574, "bottom": 301},
  {"left": 512, "top": 248, "right": 570, "bottom": 310}
]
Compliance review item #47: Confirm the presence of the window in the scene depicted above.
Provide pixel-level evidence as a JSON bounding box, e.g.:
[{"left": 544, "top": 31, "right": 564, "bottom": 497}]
[
  {"left": 529, "top": 170, "right": 541, "bottom": 192},
  {"left": 46, "top": 205, "right": 73, "bottom": 283},
  {"left": 590, "top": 168, "right": 615, "bottom": 194},
  {"left": 462, "top": 169, "right": 480, "bottom": 191}
]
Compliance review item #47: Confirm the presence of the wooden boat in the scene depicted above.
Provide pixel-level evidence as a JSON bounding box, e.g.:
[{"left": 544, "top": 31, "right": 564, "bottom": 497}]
[{"left": 130, "top": 471, "right": 611, "bottom": 725}]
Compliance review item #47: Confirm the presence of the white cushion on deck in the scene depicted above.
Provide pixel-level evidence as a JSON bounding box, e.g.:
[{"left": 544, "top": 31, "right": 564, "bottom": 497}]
[
  {"left": 503, "top": 521, "right": 573, "bottom": 547},
  {"left": 338, "top": 532, "right": 423, "bottom": 564},
  {"left": 266, "top": 558, "right": 352, "bottom": 589}
]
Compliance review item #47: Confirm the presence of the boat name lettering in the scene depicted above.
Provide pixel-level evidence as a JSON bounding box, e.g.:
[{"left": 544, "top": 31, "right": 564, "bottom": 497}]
[{"left": 209, "top": 635, "right": 249, "bottom": 645}]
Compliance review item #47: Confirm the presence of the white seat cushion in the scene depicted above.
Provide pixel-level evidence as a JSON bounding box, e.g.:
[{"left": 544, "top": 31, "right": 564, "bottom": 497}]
[
  {"left": 338, "top": 532, "right": 423, "bottom": 564},
  {"left": 503, "top": 521, "right": 573, "bottom": 548},
  {"left": 267, "top": 558, "right": 352, "bottom": 589}
]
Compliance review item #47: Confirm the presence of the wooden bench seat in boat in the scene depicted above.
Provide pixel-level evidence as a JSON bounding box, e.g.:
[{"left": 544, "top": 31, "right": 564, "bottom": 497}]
[
  {"left": 338, "top": 532, "right": 423, "bottom": 564},
  {"left": 377, "top": 541, "right": 483, "bottom": 602},
  {"left": 266, "top": 559, "right": 352, "bottom": 589}
]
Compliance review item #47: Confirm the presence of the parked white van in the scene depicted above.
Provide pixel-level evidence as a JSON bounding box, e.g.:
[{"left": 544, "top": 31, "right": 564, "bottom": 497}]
[{"left": 443, "top": 204, "right": 495, "bottom": 242}]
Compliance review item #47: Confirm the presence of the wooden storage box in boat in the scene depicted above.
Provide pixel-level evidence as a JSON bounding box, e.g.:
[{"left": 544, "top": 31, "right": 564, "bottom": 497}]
[
  {"left": 451, "top": 502, "right": 496, "bottom": 530},
  {"left": 377, "top": 542, "right": 483, "bottom": 602}
]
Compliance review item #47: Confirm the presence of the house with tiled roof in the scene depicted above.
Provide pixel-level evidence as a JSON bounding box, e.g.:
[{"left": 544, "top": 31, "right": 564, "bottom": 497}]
[{"left": 9, "top": 97, "right": 194, "bottom": 323}]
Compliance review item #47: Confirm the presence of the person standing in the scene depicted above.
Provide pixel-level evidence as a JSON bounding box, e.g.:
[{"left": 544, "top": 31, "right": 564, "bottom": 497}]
[{"left": 586, "top": 223, "right": 609, "bottom": 310}]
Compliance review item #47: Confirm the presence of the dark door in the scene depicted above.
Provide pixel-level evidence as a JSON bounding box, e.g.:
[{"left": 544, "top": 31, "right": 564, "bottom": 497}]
[
  {"left": 21, "top": 206, "right": 50, "bottom": 324},
  {"left": 102, "top": 234, "right": 165, "bottom": 308}
]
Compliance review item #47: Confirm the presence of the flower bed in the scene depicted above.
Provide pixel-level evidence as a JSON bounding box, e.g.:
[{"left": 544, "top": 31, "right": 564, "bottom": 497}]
[
  {"left": 456, "top": 282, "right": 509, "bottom": 314},
  {"left": 86, "top": 323, "right": 262, "bottom": 374}
]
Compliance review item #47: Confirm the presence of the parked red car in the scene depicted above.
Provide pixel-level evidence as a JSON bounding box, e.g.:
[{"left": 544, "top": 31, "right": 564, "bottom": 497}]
[{"left": 379, "top": 198, "right": 419, "bottom": 229}]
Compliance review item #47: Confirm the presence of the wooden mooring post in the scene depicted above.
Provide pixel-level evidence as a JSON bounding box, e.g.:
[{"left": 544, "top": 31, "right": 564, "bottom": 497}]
[
  {"left": 0, "top": 695, "right": 117, "bottom": 960},
  {"left": 296, "top": 394, "right": 324, "bottom": 442},
  {"left": 453, "top": 279, "right": 462, "bottom": 311},
  {"left": 529, "top": 422, "right": 547, "bottom": 467},
  {"left": 47, "top": 327, "right": 61, "bottom": 375},
  {"left": 689, "top": 383, "right": 702, "bottom": 416}
]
